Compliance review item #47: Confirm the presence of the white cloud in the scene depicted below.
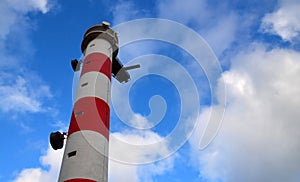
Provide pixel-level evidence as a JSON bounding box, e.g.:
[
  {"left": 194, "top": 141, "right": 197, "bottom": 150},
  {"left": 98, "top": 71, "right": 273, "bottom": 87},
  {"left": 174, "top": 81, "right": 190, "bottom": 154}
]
[
  {"left": 112, "top": 0, "right": 144, "bottom": 25},
  {"left": 261, "top": 0, "right": 300, "bottom": 42},
  {"left": 0, "top": 2, "right": 18, "bottom": 40},
  {"left": 157, "top": 0, "right": 239, "bottom": 56},
  {"left": 157, "top": 0, "right": 208, "bottom": 26},
  {"left": 200, "top": 12, "right": 238, "bottom": 56},
  {"left": 6, "top": 0, "right": 50, "bottom": 14},
  {"left": 190, "top": 43, "right": 300, "bottom": 182},
  {"left": 12, "top": 146, "right": 64, "bottom": 182},
  {"left": 109, "top": 129, "right": 175, "bottom": 182},
  {"left": 13, "top": 117, "right": 175, "bottom": 182},
  {"left": 0, "top": 73, "right": 52, "bottom": 113},
  {"left": 0, "top": 0, "right": 54, "bottom": 114},
  {"left": 110, "top": 156, "right": 174, "bottom": 182},
  {"left": 112, "top": 0, "right": 239, "bottom": 57},
  {"left": 0, "top": 0, "right": 51, "bottom": 41},
  {"left": 109, "top": 114, "right": 175, "bottom": 181},
  {"left": 137, "top": 156, "right": 175, "bottom": 182}
]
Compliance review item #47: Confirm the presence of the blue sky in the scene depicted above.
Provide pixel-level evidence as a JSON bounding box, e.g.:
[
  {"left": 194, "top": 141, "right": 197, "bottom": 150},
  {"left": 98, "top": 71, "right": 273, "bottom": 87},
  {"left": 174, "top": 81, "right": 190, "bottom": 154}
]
[{"left": 1, "top": 0, "right": 300, "bottom": 182}]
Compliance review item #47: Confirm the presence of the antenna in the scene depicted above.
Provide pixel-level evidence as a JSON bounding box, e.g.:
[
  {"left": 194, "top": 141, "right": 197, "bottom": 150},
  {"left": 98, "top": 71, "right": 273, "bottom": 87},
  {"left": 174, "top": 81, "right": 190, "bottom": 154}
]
[
  {"left": 112, "top": 57, "right": 140, "bottom": 83},
  {"left": 123, "top": 64, "right": 141, "bottom": 70}
]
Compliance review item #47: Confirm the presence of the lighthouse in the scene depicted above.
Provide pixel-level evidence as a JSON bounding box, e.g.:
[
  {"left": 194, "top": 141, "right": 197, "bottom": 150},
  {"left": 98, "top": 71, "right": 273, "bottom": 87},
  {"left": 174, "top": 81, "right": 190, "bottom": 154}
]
[{"left": 49, "top": 21, "right": 139, "bottom": 182}]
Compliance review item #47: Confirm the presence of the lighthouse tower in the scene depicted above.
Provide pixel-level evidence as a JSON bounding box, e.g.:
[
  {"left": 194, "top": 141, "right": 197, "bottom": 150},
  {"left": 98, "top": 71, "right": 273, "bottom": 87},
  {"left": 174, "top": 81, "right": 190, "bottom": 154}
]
[{"left": 58, "top": 21, "right": 118, "bottom": 182}]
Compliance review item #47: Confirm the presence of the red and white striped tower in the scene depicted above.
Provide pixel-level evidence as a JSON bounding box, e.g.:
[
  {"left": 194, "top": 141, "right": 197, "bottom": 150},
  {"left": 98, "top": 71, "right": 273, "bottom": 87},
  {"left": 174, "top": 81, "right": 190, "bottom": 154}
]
[{"left": 58, "top": 22, "right": 118, "bottom": 182}]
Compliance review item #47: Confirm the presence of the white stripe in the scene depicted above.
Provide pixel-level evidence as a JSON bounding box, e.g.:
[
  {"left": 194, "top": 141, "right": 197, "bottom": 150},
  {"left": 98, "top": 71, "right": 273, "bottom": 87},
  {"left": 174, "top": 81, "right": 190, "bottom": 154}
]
[
  {"left": 75, "top": 71, "right": 111, "bottom": 105},
  {"left": 58, "top": 130, "right": 109, "bottom": 182},
  {"left": 85, "top": 38, "right": 113, "bottom": 60}
]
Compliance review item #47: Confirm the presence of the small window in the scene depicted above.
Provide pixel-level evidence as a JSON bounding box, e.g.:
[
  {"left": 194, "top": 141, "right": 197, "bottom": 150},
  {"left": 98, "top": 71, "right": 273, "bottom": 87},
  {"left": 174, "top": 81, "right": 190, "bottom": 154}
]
[
  {"left": 68, "top": 151, "right": 77, "bottom": 158},
  {"left": 75, "top": 111, "right": 84, "bottom": 117},
  {"left": 81, "top": 82, "right": 88, "bottom": 87}
]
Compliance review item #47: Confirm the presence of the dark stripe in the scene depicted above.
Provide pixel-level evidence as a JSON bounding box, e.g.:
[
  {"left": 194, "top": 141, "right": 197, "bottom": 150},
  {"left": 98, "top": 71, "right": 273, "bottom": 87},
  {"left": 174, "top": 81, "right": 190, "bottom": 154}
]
[
  {"left": 81, "top": 52, "right": 111, "bottom": 80},
  {"left": 68, "top": 97, "right": 110, "bottom": 139},
  {"left": 64, "top": 179, "right": 96, "bottom": 182}
]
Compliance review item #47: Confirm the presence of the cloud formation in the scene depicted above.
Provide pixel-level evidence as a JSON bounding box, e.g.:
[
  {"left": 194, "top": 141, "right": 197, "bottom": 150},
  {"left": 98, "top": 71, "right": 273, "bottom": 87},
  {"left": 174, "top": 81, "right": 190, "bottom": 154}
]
[
  {"left": 10, "top": 1, "right": 300, "bottom": 182},
  {"left": 190, "top": 43, "right": 300, "bottom": 182},
  {"left": 12, "top": 146, "right": 64, "bottom": 182},
  {"left": 109, "top": 128, "right": 175, "bottom": 182},
  {"left": 157, "top": 0, "right": 239, "bottom": 56},
  {"left": 5, "top": 0, "right": 50, "bottom": 14},
  {"left": 0, "top": 73, "right": 52, "bottom": 113},
  {"left": 0, "top": 0, "right": 50, "bottom": 41},
  {"left": 12, "top": 116, "right": 175, "bottom": 182},
  {"left": 261, "top": 0, "right": 300, "bottom": 42},
  {"left": 0, "top": 0, "right": 54, "bottom": 114}
]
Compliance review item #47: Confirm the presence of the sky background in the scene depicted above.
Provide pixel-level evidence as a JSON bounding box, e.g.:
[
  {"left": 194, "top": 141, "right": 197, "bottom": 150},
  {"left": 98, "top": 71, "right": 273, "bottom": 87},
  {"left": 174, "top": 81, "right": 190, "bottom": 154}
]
[{"left": 0, "top": 0, "right": 300, "bottom": 182}]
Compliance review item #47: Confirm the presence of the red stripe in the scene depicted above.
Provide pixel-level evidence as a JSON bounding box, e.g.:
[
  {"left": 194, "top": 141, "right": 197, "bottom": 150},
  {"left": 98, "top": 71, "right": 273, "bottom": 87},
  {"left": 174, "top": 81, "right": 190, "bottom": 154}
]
[
  {"left": 81, "top": 53, "right": 111, "bottom": 80},
  {"left": 64, "top": 179, "right": 96, "bottom": 182},
  {"left": 68, "top": 97, "right": 110, "bottom": 139}
]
